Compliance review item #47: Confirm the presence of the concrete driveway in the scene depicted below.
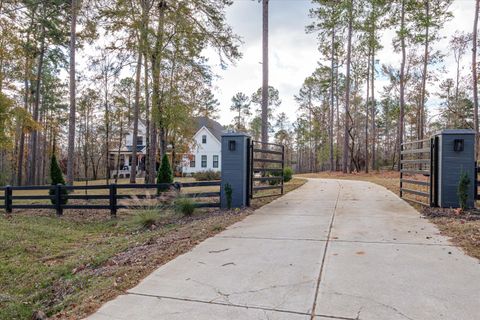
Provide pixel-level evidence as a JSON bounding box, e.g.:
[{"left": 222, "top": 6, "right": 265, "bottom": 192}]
[{"left": 88, "top": 179, "right": 480, "bottom": 320}]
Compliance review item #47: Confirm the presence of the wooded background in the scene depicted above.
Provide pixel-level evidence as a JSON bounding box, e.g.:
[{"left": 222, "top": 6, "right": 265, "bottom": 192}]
[{"left": 0, "top": 0, "right": 478, "bottom": 186}]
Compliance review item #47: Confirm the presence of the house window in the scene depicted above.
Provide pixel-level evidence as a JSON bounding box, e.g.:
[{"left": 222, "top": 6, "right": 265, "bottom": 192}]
[
  {"left": 201, "top": 155, "right": 207, "bottom": 168},
  {"left": 136, "top": 136, "right": 143, "bottom": 146},
  {"left": 190, "top": 155, "right": 196, "bottom": 168},
  {"left": 202, "top": 135, "right": 207, "bottom": 144},
  {"left": 213, "top": 155, "right": 219, "bottom": 168}
]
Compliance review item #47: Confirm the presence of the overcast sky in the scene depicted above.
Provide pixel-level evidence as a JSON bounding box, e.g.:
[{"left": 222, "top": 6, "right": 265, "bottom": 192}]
[{"left": 209, "top": 0, "right": 476, "bottom": 127}]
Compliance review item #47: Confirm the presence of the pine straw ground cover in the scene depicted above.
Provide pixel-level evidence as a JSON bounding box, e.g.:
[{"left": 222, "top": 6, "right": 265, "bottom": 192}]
[
  {"left": 0, "top": 178, "right": 306, "bottom": 320},
  {"left": 298, "top": 171, "right": 480, "bottom": 261}
]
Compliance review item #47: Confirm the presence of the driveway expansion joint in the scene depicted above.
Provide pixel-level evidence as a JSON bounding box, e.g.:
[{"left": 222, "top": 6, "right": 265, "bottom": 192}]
[
  {"left": 218, "top": 235, "right": 328, "bottom": 242},
  {"left": 330, "top": 239, "right": 454, "bottom": 247},
  {"left": 310, "top": 181, "right": 342, "bottom": 320}
]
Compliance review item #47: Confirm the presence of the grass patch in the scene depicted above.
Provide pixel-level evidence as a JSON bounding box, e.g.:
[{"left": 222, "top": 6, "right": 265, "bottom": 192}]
[
  {"left": 133, "top": 209, "right": 163, "bottom": 229},
  {"left": 174, "top": 196, "right": 196, "bottom": 216},
  {"left": 0, "top": 178, "right": 306, "bottom": 319}
]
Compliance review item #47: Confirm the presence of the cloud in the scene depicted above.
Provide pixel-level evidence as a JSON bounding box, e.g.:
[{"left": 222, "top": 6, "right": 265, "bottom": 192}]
[
  {"left": 210, "top": 0, "right": 477, "bottom": 127},
  {"left": 210, "top": 0, "right": 318, "bottom": 126}
]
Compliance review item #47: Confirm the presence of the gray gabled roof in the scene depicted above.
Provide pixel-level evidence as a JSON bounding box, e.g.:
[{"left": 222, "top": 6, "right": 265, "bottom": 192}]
[{"left": 195, "top": 117, "right": 225, "bottom": 142}]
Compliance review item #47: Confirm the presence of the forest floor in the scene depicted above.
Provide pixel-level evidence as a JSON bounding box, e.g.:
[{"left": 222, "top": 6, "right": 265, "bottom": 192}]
[
  {"left": 0, "top": 178, "right": 306, "bottom": 320},
  {"left": 298, "top": 171, "right": 480, "bottom": 261}
]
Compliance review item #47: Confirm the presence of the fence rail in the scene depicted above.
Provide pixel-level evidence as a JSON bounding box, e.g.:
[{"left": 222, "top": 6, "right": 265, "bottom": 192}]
[{"left": 0, "top": 181, "right": 221, "bottom": 216}]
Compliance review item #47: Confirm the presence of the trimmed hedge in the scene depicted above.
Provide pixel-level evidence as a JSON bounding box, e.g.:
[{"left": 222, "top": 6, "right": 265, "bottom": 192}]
[{"left": 193, "top": 170, "right": 221, "bottom": 181}]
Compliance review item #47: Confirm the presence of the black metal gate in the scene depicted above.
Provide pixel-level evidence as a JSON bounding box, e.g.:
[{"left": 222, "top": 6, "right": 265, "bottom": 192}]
[
  {"left": 249, "top": 140, "right": 285, "bottom": 199},
  {"left": 400, "top": 137, "right": 438, "bottom": 206}
]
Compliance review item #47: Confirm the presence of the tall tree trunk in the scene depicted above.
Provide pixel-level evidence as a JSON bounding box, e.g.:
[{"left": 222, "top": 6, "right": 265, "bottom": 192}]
[
  {"left": 329, "top": 25, "right": 335, "bottom": 172},
  {"left": 455, "top": 54, "right": 461, "bottom": 104},
  {"left": 308, "top": 106, "right": 313, "bottom": 172},
  {"left": 18, "top": 62, "right": 30, "bottom": 185},
  {"left": 142, "top": 0, "right": 151, "bottom": 183},
  {"left": 343, "top": 0, "right": 353, "bottom": 173},
  {"left": 130, "top": 52, "right": 142, "bottom": 183},
  {"left": 398, "top": 0, "right": 406, "bottom": 172},
  {"left": 36, "top": 110, "right": 44, "bottom": 184},
  {"left": 261, "top": 0, "right": 269, "bottom": 144},
  {"left": 104, "top": 76, "right": 110, "bottom": 184},
  {"left": 115, "top": 115, "right": 124, "bottom": 184},
  {"left": 371, "top": 42, "right": 376, "bottom": 171},
  {"left": 419, "top": 0, "right": 429, "bottom": 141},
  {"left": 67, "top": 0, "right": 77, "bottom": 185},
  {"left": 148, "top": 124, "right": 157, "bottom": 183},
  {"left": 148, "top": 0, "right": 166, "bottom": 183},
  {"left": 473, "top": 0, "right": 479, "bottom": 157},
  {"left": 144, "top": 51, "right": 150, "bottom": 183},
  {"left": 335, "top": 57, "right": 340, "bottom": 170},
  {"left": 83, "top": 106, "right": 90, "bottom": 187},
  {"left": 365, "top": 48, "right": 371, "bottom": 173},
  {"left": 28, "top": 29, "right": 46, "bottom": 185},
  {"left": 16, "top": 17, "right": 35, "bottom": 186}
]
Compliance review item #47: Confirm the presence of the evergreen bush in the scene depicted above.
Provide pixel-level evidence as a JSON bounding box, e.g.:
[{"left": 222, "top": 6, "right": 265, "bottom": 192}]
[
  {"left": 157, "top": 154, "right": 173, "bottom": 193},
  {"left": 457, "top": 170, "right": 470, "bottom": 210},
  {"left": 49, "top": 153, "right": 68, "bottom": 205},
  {"left": 224, "top": 183, "right": 233, "bottom": 209}
]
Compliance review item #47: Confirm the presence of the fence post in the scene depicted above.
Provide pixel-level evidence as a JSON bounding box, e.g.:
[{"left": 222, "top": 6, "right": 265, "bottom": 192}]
[
  {"left": 173, "top": 182, "right": 182, "bottom": 193},
  {"left": 55, "top": 184, "right": 63, "bottom": 216},
  {"left": 5, "top": 185, "right": 12, "bottom": 214},
  {"left": 220, "top": 133, "right": 251, "bottom": 209},
  {"left": 109, "top": 184, "right": 117, "bottom": 217}
]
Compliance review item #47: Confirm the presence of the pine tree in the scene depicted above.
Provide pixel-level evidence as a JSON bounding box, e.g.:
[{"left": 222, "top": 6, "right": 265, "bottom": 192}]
[
  {"left": 457, "top": 170, "right": 470, "bottom": 210},
  {"left": 230, "top": 92, "right": 251, "bottom": 130},
  {"left": 157, "top": 154, "right": 173, "bottom": 192},
  {"left": 49, "top": 152, "right": 68, "bottom": 205}
]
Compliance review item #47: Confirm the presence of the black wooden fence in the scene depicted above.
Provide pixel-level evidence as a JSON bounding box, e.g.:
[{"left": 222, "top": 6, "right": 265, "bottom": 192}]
[{"left": 0, "top": 181, "right": 221, "bottom": 216}]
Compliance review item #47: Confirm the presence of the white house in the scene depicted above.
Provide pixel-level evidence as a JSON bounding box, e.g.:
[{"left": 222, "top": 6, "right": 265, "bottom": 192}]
[
  {"left": 181, "top": 117, "right": 225, "bottom": 174},
  {"left": 109, "top": 120, "right": 147, "bottom": 178}
]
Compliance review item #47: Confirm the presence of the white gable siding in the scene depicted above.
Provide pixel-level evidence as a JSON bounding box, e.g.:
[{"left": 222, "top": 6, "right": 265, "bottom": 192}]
[
  {"left": 124, "top": 121, "right": 147, "bottom": 147},
  {"left": 182, "top": 126, "right": 222, "bottom": 174}
]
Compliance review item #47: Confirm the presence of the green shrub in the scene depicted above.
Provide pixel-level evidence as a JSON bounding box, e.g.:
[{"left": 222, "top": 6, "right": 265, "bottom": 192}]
[
  {"left": 266, "top": 167, "right": 293, "bottom": 185},
  {"left": 268, "top": 170, "right": 282, "bottom": 185},
  {"left": 283, "top": 167, "right": 293, "bottom": 182},
  {"left": 174, "top": 196, "right": 196, "bottom": 216},
  {"left": 457, "top": 170, "right": 470, "bottom": 210},
  {"left": 48, "top": 153, "right": 68, "bottom": 205},
  {"left": 193, "top": 170, "right": 221, "bottom": 181},
  {"left": 224, "top": 183, "right": 233, "bottom": 209},
  {"left": 157, "top": 154, "right": 173, "bottom": 193}
]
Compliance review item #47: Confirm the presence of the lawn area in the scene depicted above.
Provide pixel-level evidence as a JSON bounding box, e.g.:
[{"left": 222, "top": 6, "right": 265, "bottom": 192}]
[
  {"left": 297, "top": 171, "right": 480, "bottom": 261},
  {"left": 0, "top": 178, "right": 306, "bottom": 320}
]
